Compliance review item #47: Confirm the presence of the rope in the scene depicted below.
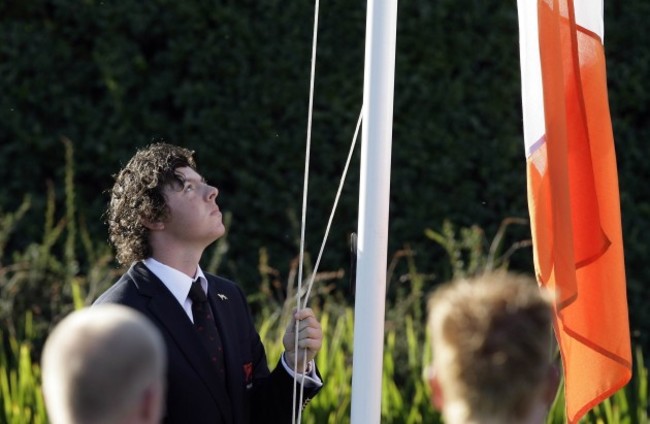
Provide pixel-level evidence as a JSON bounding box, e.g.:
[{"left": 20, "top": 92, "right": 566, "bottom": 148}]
[
  {"left": 291, "top": 106, "right": 362, "bottom": 424},
  {"left": 292, "top": 0, "right": 364, "bottom": 421},
  {"left": 293, "top": 0, "right": 321, "bottom": 421},
  {"left": 301, "top": 108, "right": 362, "bottom": 309}
]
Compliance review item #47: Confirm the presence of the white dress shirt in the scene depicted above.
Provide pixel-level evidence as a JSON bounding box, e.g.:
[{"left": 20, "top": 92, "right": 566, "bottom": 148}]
[{"left": 142, "top": 258, "right": 321, "bottom": 385}]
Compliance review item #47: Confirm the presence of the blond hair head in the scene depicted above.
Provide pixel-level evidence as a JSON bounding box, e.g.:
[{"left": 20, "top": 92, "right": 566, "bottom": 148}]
[
  {"left": 42, "top": 305, "right": 167, "bottom": 424},
  {"left": 427, "top": 271, "right": 554, "bottom": 423}
]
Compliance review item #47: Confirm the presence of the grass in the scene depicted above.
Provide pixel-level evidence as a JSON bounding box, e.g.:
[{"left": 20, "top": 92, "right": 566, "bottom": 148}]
[{"left": 1, "top": 300, "right": 647, "bottom": 423}]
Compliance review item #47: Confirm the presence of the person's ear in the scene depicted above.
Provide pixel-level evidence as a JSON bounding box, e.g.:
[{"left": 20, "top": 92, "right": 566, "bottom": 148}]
[
  {"left": 543, "top": 363, "right": 561, "bottom": 407},
  {"left": 137, "top": 383, "right": 165, "bottom": 423},
  {"left": 141, "top": 217, "right": 164, "bottom": 231},
  {"left": 427, "top": 367, "right": 444, "bottom": 410}
]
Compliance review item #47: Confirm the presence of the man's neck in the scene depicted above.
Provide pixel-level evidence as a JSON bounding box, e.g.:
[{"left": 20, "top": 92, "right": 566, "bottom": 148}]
[
  {"left": 148, "top": 235, "right": 204, "bottom": 278},
  {"left": 443, "top": 401, "right": 546, "bottom": 424},
  {"left": 148, "top": 249, "right": 202, "bottom": 278}
]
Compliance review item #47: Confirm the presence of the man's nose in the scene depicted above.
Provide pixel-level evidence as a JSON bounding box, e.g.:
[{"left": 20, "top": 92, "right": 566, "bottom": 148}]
[{"left": 207, "top": 184, "right": 218, "bottom": 200}]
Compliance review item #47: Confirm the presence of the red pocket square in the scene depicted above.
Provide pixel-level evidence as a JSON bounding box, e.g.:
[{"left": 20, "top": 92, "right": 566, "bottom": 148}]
[{"left": 243, "top": 362, "right": 253, "bottom": 388}]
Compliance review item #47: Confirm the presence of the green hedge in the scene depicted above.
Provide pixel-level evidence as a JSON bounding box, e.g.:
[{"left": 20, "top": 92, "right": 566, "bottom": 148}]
[{"left": 1, "top": 0, "right": 648, "bottom": 350}]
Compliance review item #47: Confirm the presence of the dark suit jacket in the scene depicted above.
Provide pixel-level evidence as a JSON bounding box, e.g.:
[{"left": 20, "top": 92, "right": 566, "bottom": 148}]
[{"left": 93, "top": 262, "right": 321, "bottom": 424}]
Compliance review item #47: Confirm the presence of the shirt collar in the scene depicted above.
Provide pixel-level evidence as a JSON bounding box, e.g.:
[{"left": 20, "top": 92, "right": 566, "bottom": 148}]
[{"left": 143, "top": 258, "right": 207, "bottom": 304}]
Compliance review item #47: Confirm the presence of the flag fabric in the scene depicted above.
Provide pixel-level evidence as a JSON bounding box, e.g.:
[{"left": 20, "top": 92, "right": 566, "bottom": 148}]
[{"left": 516, "top": 0, "right": 632, "bottom": 422}]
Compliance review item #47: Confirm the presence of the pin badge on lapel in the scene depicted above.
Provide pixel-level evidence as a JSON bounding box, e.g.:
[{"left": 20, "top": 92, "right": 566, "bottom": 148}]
[{"left": 217, "top": 293, "right": 228, "bottom": 300}]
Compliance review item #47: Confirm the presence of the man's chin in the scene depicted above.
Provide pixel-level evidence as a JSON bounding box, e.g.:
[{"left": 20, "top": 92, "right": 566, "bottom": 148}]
[{"left": 209, "top": 226, "right": 226, "bottom": 242}]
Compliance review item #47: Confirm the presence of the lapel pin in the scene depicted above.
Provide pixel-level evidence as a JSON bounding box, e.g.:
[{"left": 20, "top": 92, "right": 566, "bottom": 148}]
[{"left": 217, "top": 293, "right": 228, "bottom": 301}]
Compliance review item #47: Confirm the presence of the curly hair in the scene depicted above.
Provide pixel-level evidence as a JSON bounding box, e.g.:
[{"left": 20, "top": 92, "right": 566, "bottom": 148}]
[{"left": 107, "top": 143, "right": 196, "bottom": 265}]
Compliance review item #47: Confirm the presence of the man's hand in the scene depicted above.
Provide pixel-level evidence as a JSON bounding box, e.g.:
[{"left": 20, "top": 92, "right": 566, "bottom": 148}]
[{"left": 283, "top": 308, "right": 323, "bottom": 373}]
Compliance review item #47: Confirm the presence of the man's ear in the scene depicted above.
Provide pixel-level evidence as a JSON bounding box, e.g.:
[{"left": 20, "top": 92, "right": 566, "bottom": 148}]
[
  {"left": 141, "top": 217, "right": 164, "bottom": 231},
  {"left": 428, "top": 367, "right": 444, "bottom": 411},
  {"left": 137, "top": 384, "right": 165, "bottom": 423}
]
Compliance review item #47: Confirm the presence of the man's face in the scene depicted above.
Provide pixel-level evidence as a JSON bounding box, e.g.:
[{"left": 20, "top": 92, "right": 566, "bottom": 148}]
[{"left": 160, "top": 166, "right": 225, "bottom": 249}]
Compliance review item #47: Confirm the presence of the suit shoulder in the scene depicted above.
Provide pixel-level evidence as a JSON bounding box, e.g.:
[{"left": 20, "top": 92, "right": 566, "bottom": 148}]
[{"left": 93, "top": 272, "right": 139, "bottom": 305}]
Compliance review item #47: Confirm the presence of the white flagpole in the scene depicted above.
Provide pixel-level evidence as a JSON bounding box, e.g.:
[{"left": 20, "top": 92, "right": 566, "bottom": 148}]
[{"left": 350, "top": 0, "right": 398, "bottom": 423}]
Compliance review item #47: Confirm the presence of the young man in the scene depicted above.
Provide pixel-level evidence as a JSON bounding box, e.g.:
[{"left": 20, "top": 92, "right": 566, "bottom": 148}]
[
  {"left": 41, "top": 304, "right": 167, "bottom": 424},
  {"left": 426, "top": 271, "right": 559, "bottom": 424},
  {"left": 94, "top": 142, "right": 323, "bottom": 424}
]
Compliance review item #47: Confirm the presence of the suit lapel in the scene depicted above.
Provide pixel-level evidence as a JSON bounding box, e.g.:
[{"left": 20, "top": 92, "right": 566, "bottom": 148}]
[
  {"left": 206, "top": 279, "right": 245, "bottom": 424},
  {"left": 130, "top": 263, "right": 234, "bottom": 422}
]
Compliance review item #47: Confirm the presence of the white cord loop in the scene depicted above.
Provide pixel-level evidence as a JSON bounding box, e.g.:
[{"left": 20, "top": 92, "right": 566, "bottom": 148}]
[
  {"left": 291, "top": 0, "right": 364, "bottom": 422},
  {"left": 292, "top": 0, "right": 321, "bottom": 422}
]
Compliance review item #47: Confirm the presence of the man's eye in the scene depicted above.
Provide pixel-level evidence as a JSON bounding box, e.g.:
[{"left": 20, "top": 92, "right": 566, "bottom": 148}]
[{"left": 184, "top": 184, "right": 194, "bottom": 192}]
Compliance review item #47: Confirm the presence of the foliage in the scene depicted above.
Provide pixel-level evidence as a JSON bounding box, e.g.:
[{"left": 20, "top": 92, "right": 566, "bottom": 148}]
[
  {"left": 0, "top": 313, "right": 47, "bottom": 424},
  {"left": 1, "top": 180, "right": 648, "bottom": 422},
  {"left": 424, "top": 217, "right": 531, "bottom": 280},
  {"left": 1, "top": 279, "right": 648, "bottom": 423},
  {"left": 0, "top": 139, "right": 119, "bottom": 348},
  {"left": 0, "top": 120, "right": 646, "bottom": 424},
  {"left": 0, "top": 0, "right": 648, "bottom": 421},
  {"left": 0, "top": 0, "right": 647, "bottom": 351}
]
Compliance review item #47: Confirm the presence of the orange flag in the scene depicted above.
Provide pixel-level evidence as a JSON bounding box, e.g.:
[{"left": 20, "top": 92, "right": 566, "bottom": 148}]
[{"left": 517, "top": 0, "right": 632, "bottom": 422}]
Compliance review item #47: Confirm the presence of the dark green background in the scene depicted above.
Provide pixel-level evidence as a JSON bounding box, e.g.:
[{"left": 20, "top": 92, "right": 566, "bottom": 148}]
[{"left": 1, "top": 0, "right": 648, "bottom": 348}]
